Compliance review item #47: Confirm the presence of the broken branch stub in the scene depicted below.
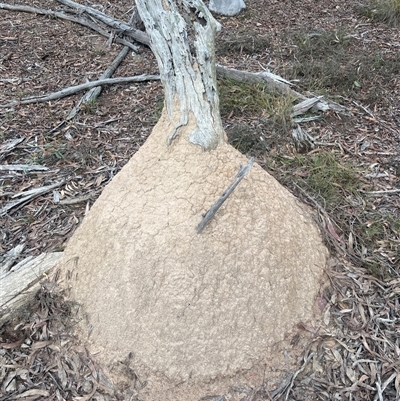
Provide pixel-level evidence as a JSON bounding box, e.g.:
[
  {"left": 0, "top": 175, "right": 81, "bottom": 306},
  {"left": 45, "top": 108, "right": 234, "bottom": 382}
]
[{"left": 136, "top": 0, "right": 225, "bottom": 150}]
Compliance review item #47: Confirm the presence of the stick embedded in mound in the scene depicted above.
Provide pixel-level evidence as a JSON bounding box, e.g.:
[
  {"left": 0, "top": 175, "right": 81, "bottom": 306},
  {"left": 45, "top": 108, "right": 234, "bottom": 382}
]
[{"left": 197, "top": 157, "right": 254, "bottom": 233}]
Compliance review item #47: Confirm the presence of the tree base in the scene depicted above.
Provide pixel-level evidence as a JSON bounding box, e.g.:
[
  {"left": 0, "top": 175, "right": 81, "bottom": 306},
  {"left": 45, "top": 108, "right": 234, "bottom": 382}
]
[{"left": 59, "top": 111, "right": 328, "bottom": 398}]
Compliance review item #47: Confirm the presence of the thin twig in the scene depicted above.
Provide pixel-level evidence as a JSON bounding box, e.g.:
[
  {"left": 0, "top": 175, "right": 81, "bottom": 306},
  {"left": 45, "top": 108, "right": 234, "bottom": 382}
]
[
  {"left": 197, "top": 157, "right": 254, "bottom": 234},
  {"left": 1, "top": 75, "right": 160, "bottom": 108}
]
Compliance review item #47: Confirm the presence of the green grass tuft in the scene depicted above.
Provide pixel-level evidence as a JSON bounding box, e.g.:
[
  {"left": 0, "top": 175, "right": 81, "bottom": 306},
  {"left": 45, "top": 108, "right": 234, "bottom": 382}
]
[
  {"left": 218, "top": 78, "right": 294, "bottom": 134},
  {"left": 278, "top": 151, "right": 361, "bottom": 209}
]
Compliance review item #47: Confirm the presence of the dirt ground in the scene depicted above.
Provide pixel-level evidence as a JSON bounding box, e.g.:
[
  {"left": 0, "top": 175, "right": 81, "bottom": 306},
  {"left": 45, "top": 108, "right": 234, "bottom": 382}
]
[{"left": 1, "top": 0, "right": 400, "bottom": 400}]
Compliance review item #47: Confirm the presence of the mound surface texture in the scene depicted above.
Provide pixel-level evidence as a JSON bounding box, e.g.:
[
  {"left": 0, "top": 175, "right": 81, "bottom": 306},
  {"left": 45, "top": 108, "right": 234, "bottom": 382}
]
[{"left": 61, "top": 113, "right": 328, "bottom": 393}]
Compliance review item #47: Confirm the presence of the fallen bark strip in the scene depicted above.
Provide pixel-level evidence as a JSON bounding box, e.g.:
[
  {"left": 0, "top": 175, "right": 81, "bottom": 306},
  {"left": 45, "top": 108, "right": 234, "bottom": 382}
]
[
  {"left": 58, "top": 194, "right": 93, "bottom": 205},
  {"left": 292, "top": 125, "right": 315, "bottom": 153},
  {"left": 0, "top": 138, "right": 24, "bottom": 157},
  {"left": 1, "top": 75, "right": 160, "bottom": 108},
  {"left": 0, "top": 244, "right": 25, "bottom": 275},
  {"left": 0, "top": 3, "right": 141, "bottom": 52},
  {"left": 0, "top": 164, "right": 49, "bottom": 172},
  {"left": 0, "top": 252, "right": 63, "bottom": 325},
  {"left": 197, "top": 157, "right": 254, "bottom": 233},
  {"left": 0, "top": 180, "right": 65, "bottom": 216}
]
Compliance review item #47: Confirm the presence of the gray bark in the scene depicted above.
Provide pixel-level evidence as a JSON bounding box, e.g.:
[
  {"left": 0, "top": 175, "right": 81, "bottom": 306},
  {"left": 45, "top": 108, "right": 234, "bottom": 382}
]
[{"left": 136, "top": 0, "right": 225, "bottom": 150}]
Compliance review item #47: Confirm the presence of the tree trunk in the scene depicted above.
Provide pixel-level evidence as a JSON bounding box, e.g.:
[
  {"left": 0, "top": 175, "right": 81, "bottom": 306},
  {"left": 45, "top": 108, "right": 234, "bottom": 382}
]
[{"left": 136, "top": 0, "right": 224, "bottom": 150}]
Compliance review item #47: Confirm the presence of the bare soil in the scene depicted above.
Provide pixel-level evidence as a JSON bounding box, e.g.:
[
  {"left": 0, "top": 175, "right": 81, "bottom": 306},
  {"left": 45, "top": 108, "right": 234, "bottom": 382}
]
[{"left": 1, "top": 0, "right": 400, "bottom": 400}]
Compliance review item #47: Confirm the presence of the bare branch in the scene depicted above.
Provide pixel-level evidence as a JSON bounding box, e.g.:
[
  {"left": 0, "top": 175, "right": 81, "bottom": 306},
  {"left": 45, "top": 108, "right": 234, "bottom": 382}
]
[
  {"left": 1, "top": 75, "right": 160, "bottom": 108},
  {"left": 0, "top": 3, "right": 142, "bottom": 51},
  {"left": 56, "top": 0, "right": 150, "bottom": 45},
  {"left": 197, "top": 157, "right": 254, "bottom": 233},
  {"left": 1, "top": 2, "right": 346, "bottom": 120},
  {"left": 216, "top": 64, "right": 347, "bottom": 115},
  {"left": 66, "top": 46, "right": 131, "bottom": 121},
  {"left": 0, "top": 138, "right": 24, "bottom": 158}
]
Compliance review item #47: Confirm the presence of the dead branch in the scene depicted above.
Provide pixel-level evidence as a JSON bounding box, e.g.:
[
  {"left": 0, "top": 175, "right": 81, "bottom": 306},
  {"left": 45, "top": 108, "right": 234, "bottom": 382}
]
[
  {"left": 292, "top": 125, "right": 315, "bottom": 153},
  {"left": 1, "top": 2, "right": 346, "bottom": 120},
  {"left": 1, "top": 75, "right": 160, "bottom": 108},
  {"left": 0, "top": 3, "right": 141, "bottom": 52},
  {"left": 0, "top": 138, "right": 24, "bottom": 158},
  {"left": 49, "top": 12, "right": 136, "bottom": 132},
  {"left": 197, "top": 157, "right": 254, "bottom": 233},
  {"left": 56, "top": 0, "right": 150, "bottom": 45},
  {"left": 216, "top": 64, "right": 302, "bottom": 98},
  {"left": 58, "top": 194, "right": 93, "bottom": 205},
  {"left": 66, "top": 46, "right": 131, "bottom": 120},
  {"left": 216, "top": 64, "right": 347, "bottom": 115},
  {"left": 0, "top": 245, "right": 25, "bottom": 274}
]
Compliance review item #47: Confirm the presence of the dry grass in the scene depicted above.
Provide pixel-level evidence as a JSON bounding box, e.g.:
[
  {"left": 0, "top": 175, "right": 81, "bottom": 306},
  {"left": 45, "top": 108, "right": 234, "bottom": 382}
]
[{"left": 359, "top": 0, "right": 400, "bottom": 26}]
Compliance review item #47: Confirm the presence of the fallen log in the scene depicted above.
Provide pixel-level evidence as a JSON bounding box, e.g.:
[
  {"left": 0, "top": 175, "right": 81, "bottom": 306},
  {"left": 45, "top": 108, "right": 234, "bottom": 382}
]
[{"left": 0, "top": 253, "right": 64, "bottom": 325}]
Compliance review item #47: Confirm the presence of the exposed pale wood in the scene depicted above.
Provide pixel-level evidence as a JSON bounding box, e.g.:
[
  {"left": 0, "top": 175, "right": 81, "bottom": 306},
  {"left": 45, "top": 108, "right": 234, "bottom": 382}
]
[
  {"left": 58, "top": 194, "right": 93, "bottom": 205},
  {"left": 197, "top": 157, "right": 254, "bottom": 233},
  {"left": 216, "top": 64, "right": 301, "bottom": 98},
  {"left": 216, "top": 65, "right": 347, "bottom": 115},
  {"left": 1, "top": 75, "right": 160, "bottom": 108},
  {"left": 360, "top": 189, "right": 400, "bottom": 195},
  {"left": 292, "top": 125, "right": 315, "bottom": 153},
  {"left": 0, "top": 164, "right": 49, "bottom": 172},
  {"left": 0, "top": 253, "right": 64, "bottom": 325}
]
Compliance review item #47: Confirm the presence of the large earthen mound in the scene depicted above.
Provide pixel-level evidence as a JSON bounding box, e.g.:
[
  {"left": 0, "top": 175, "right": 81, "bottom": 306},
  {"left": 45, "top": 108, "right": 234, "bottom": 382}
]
[{"left": 60, "top": 112, "right": 328, "bottom": 396}]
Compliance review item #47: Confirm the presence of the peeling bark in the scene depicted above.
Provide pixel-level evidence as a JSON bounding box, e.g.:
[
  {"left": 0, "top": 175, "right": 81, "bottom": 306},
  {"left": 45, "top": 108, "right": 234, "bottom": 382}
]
[{"left": 136, "top": 0, "right": 225, "bottom": 150}]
